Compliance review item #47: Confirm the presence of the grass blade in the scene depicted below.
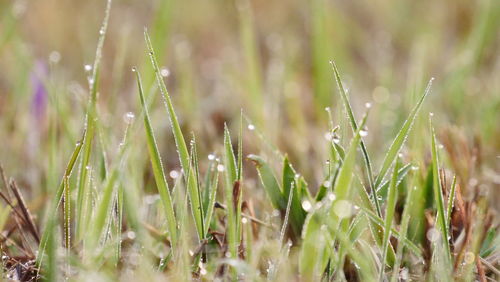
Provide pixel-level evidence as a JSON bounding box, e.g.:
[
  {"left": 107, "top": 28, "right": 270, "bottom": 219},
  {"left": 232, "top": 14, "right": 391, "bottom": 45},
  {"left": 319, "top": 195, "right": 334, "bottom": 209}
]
[
  {"left": 379, "top": 158, "right": 399, "bottom": 280},
  {"left": 134, "top": 68, "right": 178, "bottom": 250},
  {"left": 446, "top": 175, "right": 457, "bottom": 227},
  {"left": 247, "top": 155, "right": 286, "bottom": 210},
  {"left": 330, "top": 61, "right": 380, "bottom": 217},
  {"left": 36, "top": 130, "right": 86, "bottom": 268},
  {"left": 374, "top": 78, "right": 434, "bottom": 189},
  {"left": 75, "top": 0, "right": 112, "bottom": 238},
  {"left": 145, "top": 30, "right": 204, "bottom": 240},
  {"left": 430, "top": 115, "right": 452, "bottom": 265},
  {"left": 223, "top": 125, "right": 239, "bottom": 259}
]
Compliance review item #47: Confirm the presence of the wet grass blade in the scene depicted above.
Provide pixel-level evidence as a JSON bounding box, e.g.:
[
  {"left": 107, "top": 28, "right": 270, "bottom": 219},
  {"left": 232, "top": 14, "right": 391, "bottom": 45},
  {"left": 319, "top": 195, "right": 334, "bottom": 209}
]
[
  {"left": 75, "top": 0, "right": 112, "bottom": 238},
  {"left": 430, "top": 116, "right": 452, "bottom": 264},
  {"left": 247, "top": 154, "right": 286, "bottom": 210},
  {"left": 36, "top": 130, "right": 86, "bottom": 268},
  {"left": 330, "top": 61, "right": 380, "bottom": 217},
  {"left": 390, "top": 180, "right": 415, "bottom": 282},
  {"left": 145, "top": 30, "right": 204, "bottom": 240},
  {"left": 135, "top": 68, "right": 178, "bottom": 250},
  {"left": 379, "top": 158, "right": 399, "bottom": 280},
  {"left": 223, "top": 125, "right": 239, "bottom": 258},
  {"left": 374, "top": 78, "right": 434, "bottom": 189},
  {"left": 332, "top": 112, "right": 367, "bottom": 201}
]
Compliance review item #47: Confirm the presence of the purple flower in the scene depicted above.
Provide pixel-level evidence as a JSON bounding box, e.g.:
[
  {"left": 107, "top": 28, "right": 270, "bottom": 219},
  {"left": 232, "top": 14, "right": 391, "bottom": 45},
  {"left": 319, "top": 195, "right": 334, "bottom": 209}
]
[{"left": 30, "top": 61, "right": 48, "bottom": 119}]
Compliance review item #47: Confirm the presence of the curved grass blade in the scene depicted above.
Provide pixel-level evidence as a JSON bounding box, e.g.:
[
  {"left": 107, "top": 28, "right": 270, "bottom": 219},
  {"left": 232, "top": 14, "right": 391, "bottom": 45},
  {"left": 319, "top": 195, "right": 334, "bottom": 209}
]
[
  {"left": 374, "top": 78, "right": 434, "bottom": 189},
  {"left": 247, "top": 154, "right": 286, "bottom": 210},
  {"left": 135, "top": 68, "right": 178, "bottom": 250},
  {"left": 145, "top": 30, "right": 204, "bottom": 240}
]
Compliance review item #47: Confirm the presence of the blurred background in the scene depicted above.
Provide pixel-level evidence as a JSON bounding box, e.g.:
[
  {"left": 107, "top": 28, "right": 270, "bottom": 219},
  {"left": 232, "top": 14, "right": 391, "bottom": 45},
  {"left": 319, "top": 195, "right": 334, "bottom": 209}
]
[{"left": 0, "top": 0, "right": 499, "bottom": 205}]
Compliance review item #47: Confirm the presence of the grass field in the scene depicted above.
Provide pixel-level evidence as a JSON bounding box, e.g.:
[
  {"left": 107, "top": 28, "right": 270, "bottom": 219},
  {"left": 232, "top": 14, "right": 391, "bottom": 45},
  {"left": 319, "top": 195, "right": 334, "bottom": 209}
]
[{"left": 0, "top": 0, "right": 499, "bottom": 281}]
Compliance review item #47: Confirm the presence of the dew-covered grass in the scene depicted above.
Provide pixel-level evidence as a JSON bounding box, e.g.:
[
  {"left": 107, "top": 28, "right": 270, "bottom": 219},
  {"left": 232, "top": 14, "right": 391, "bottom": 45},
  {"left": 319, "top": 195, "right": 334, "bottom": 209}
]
[{"left": 0, "top": 0, "right": 498, "bottom": 281}]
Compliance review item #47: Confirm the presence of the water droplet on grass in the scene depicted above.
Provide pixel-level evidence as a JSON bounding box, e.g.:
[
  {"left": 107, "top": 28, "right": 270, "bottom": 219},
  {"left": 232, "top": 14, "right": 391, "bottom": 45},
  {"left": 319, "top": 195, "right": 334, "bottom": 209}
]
[
  {"left": 301, "top": 200, "right": 312, "bottom": 211},
  {"left": 84, "top": 64, "right": 92, "bottom": 72},
  {"left": 247, "top": 124, "right": 255, "bottom": 131},
  {"left": 365, "top": 102, "right": 372, "bottom": 109},
  {"left": 123, "top": 112, "right": 135, "bottom": 124},
  {"left": 208, "top": 154, "right": 215, "bottom": 161},
  {"left": 169, "top": 170, "right": 179, "bottom": 179},
  {"left": 360, "top": 127, "right": 368, "bottom": 137},
  {"left": 217, "top": 164, "right": 225, "bottom": 172}
]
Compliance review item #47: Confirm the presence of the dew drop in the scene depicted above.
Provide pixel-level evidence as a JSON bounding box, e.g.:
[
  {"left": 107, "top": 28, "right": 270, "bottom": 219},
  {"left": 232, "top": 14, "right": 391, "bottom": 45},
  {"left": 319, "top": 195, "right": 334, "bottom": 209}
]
[
  {"left": 294, "top": 173, "right": 300, "bottom": 180},
  {"left": 301, "top": 200, "right": 312, "bottom": 212},
  {"left": 438, "top": 144, "right": 444, "bottom": 149},
  {"left": 411, "top": 166, "right": 419, "bottom": 171},
  {"left": 84, "top": 64, "right": 92, "bottom": 72},
  {"left": 365, "top": 102, "right": 372, "bottom": 109},
  {"left": 123, "top": 112, "right": 135, "bottom": 124},
  {"left": 360, "top": 127, "right": 368, "bottom": 137},
  {"left": 429, "top": 112, "right": 434, "bottom": 117},
  {"left": 323, "top": 180, "right": 331, "bottom": 188},
  {"left": 208, "top": 154, "right": 216, "bottom": 161},
  {"left": 324, "top": 107, "right": 331, "bottom": 112},
  {"left": 131, "top": 66, "right": 137, "bottom": 72},
  {"left": 169, "top": 170, "right": 179, "bottom": 179},
  {"left": 247, "top": 124, "right": 255, "bottom": 131},
  {"left": 160, "top": 67, "right": 170, "bottom": 77},
  {"left": 241, "top": 217, "right": 248, "bottom": 224},
  {"left": 332, "top": 135, "right": 340, "bottom": 144},
  {"left": 99, "top": 28, "right": 105, "bottom": 35},
  {"left": 327, "top": 192, "right": 336, "bottom": 201},
  {"left": 217, "top": 164, "right": 225, "bottom": 172},
  {"left": 126, "top": 231, "right": 136, "bottom": 240}
]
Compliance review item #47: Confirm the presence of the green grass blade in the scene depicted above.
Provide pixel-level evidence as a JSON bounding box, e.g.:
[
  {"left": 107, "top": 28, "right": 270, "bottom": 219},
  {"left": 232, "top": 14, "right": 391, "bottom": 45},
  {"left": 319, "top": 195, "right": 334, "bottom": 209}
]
[
  {"left": 283, "top": 157, "right": 306, "bottom": 238},
  {"left": 376, "top": 163, "right": 412, "bottom": 198},
  {"left": 430, "top": 115, "right": 452, "bottom": 265},
  {"left": 390, "top": 180, "right": 415, "bottom": 282},
  {"left": 75, "top": 0, "right": 112, "bottom": 238},
  {"left": 331, "top": 113, "right": 367, "bottom": 201},
  {"left": 330, "top": 61, "right": 380, "bottom": 217},
  {"left": 134, "top": 68, "right": 178, "bottom": 250},
  {"left": 203, "top": 168, "right": 218, "bottom": 233},
  {"left": 247, "top": 154, "right": 286, "bottom": 210},
  {"left": 223, "top": 125, "right": 239, "bottom": 259},
  {"left": 36, "top": 130, "right": 86, "bottom": 268},
  {"left": 446, "top": 175, "right": 457, "bottom": 227},
  {"left": 145, "top": 30, "right": 204, "bottom": 240},
  {"left": 374, "top": 78, "right": 434, "bottom": 189},
  {"left": 379, "top": 158, "right": 399, "bottom": 280}
]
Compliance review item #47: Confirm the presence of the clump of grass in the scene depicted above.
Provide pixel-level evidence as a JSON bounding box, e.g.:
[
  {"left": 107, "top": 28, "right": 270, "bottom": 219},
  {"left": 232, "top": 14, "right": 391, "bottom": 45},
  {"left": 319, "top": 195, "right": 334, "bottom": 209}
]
[{"left": 0, "top": 0, "right": 498, "bottom": 281}]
